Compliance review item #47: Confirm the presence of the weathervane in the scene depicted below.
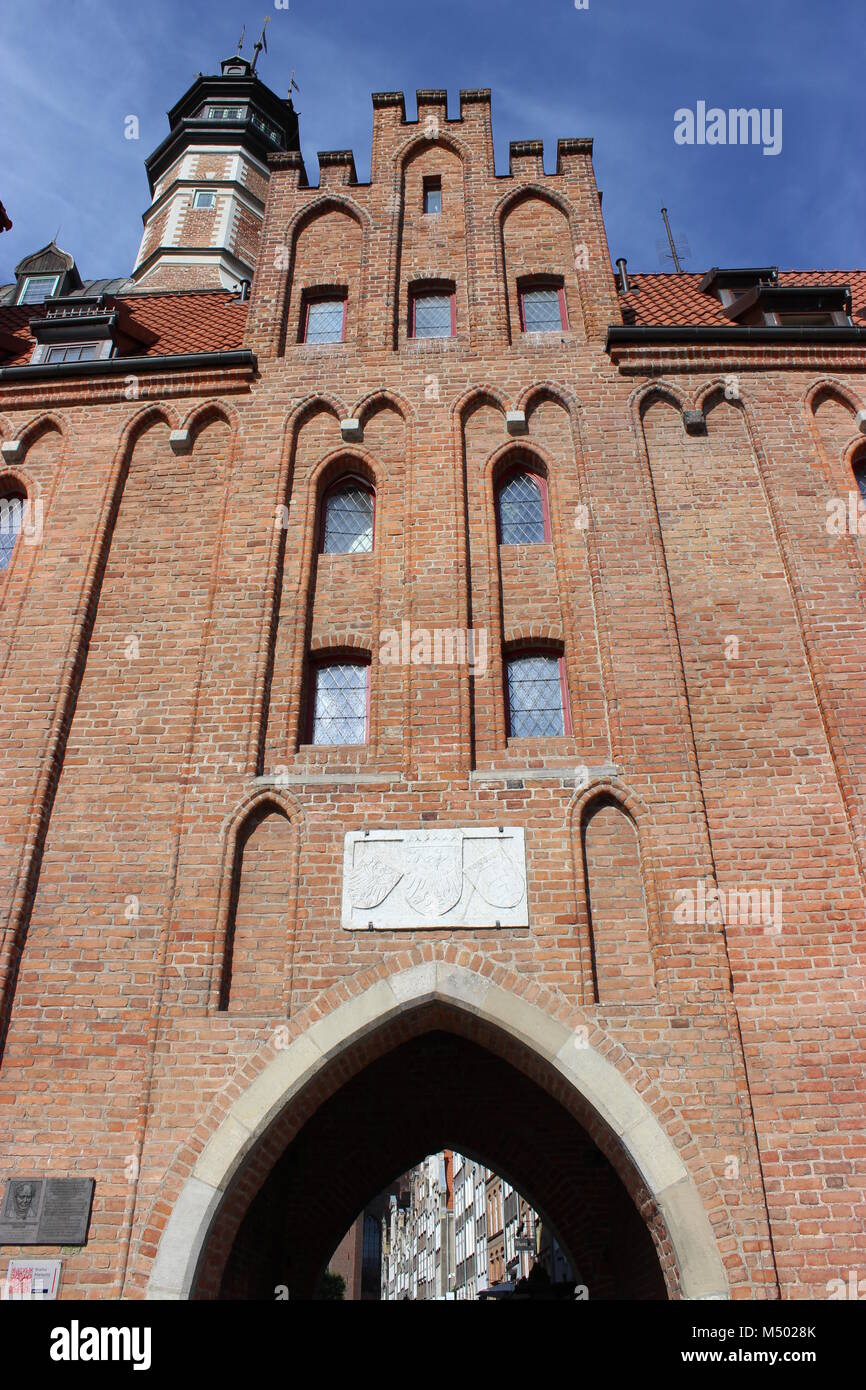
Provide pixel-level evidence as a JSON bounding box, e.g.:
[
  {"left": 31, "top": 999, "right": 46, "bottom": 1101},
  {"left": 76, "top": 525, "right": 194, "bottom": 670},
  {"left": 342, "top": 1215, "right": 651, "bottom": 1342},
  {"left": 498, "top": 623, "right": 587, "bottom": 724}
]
[{"left": 251, "top": 15, "right": 271, "bottom": 73}]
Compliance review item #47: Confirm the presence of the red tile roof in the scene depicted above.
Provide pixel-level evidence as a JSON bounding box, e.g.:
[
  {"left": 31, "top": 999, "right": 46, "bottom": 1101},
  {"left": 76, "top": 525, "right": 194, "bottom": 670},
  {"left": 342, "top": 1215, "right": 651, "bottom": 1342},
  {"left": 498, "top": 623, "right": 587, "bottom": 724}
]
[
  {"left": 620, "top": 270, "right": 866, "bottom": 328},
  {"left": 2, "top": 272, "right": 864, "bottom": 366},
  {"left": 0, "top": 288, "right": 248, "bottom": 367}
]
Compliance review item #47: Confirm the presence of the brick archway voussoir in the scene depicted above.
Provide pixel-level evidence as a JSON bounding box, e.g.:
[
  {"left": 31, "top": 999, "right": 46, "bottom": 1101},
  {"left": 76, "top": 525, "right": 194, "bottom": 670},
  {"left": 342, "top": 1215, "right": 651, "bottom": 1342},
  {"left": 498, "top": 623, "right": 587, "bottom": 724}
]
[{"left": 146, "top": 963, "right": 730, "bottom": 1302}]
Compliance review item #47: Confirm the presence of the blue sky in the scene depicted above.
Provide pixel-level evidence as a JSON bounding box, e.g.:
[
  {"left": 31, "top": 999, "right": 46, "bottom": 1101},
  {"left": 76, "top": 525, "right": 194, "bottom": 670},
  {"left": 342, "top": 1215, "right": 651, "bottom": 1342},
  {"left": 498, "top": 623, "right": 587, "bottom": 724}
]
[{"left": 1, "top": 0, "right": 862, "bottom": 286}]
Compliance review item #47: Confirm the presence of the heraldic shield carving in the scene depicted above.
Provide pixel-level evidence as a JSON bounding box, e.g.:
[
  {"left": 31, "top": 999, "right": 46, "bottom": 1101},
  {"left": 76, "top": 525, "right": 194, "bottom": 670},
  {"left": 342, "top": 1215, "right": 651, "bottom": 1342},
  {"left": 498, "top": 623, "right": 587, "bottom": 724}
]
[{"left": 341, "top": 827, "right": 528, "bottom": 930}]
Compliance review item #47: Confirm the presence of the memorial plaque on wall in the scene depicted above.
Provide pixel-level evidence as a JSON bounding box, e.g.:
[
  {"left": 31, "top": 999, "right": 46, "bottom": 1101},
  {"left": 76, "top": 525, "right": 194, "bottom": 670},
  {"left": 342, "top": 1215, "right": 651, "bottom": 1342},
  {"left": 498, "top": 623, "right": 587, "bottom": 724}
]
[{"left": 0, "top": 1178, "right": 94, "bottom": 1246}]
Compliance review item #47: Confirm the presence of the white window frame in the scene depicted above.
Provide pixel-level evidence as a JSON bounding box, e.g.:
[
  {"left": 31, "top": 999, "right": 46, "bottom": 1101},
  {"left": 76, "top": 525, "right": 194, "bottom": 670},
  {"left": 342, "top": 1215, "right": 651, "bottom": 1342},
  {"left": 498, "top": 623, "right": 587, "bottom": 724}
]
[
  {"left": 17, "top": 274, "right": 60, "bottom": 305},
  {"left": 193, "top": 189, "right": 218, "bottom": 209}
]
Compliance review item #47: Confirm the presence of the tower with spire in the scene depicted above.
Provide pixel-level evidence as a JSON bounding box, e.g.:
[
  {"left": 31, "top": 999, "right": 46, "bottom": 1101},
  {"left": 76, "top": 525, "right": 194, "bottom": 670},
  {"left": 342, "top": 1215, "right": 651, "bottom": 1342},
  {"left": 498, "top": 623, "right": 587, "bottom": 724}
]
[{"left": 131, "top": 40, "right": 300, "bottom": 291}]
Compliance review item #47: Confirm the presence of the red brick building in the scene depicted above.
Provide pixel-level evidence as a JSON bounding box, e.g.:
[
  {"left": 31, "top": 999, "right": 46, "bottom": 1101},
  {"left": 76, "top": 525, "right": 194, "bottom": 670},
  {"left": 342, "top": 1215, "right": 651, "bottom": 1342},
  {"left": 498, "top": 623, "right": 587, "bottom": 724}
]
[{"left": 1, "top": 51, "right": 865, "bottom": 1302}]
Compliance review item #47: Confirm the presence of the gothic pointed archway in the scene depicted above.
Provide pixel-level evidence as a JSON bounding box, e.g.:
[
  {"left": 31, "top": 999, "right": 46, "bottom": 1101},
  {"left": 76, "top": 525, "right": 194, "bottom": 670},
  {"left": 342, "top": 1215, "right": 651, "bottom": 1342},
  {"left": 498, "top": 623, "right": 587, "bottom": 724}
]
[{"left": 145, "top": 965, "right": 730, "bottom": 1300}]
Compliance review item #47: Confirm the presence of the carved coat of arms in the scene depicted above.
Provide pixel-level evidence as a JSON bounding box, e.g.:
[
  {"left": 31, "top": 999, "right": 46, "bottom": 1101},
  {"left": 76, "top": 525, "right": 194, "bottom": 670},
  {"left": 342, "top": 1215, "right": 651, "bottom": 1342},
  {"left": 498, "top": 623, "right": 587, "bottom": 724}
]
[{"left": 341, "top": 828, "right": 528, "bottom": 930}]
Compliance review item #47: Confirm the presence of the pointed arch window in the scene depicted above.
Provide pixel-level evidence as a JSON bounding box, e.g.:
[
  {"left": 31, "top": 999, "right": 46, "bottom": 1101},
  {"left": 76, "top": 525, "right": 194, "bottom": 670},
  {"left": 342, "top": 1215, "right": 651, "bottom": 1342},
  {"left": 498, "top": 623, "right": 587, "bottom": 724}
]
[
  {"left": 496, "top": 466, "right": 550, "bottom": 545},
  {"left": 320, "top": 476, "right": 375, "bottom": 554},
  {"left": 0, "top": 490, "right": 26, "bottom": 571},
  {"left": 855, "top": 456, "right": 866, "bottom": 503},
  {"left": 505, "top": 649, "right": 571, "bottom": 738}
]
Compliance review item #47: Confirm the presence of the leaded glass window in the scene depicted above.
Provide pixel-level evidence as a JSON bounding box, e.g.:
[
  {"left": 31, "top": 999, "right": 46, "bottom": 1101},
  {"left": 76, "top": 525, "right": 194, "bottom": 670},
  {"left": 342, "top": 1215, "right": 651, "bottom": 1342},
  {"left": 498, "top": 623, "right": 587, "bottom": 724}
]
[
  {"left": 520, "top": 285, "right": 565, "bottom": 333},
  {"left": 322, "top": 480, "right": 374, "bottom": 553},
  {"left": 310, "top": 661, "right": 368, "bottom": 744},
  {"left": 304, "top": 298, "right": 345, "bottom": 344},
  {"left": 506, "top": 653, "right": 566, "bottom": 738},
  {"left": 497, "top": 470, "right": 547, "bottom": 545},
  {"left": 412, "top": 291, "right": 453, "bottom": 338},
  {"left": 0, "top": 493, "right": 25, "bottom": 571}
]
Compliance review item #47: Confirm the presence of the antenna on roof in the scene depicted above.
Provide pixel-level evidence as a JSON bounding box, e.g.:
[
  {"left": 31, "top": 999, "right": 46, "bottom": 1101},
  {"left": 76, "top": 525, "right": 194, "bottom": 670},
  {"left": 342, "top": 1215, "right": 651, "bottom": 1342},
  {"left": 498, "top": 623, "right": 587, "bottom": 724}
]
[
  {"left": 235, "top": 24, "right": 245, "bottom": 57},
  {"left": 289, "top": 68, "right": 300, "bottom": 96},
  {"left": 657, "top": 206, "right": 690, "bottom": 274},
  {"left": 251, "top": 15, "right": 270, "bottom": 72}
]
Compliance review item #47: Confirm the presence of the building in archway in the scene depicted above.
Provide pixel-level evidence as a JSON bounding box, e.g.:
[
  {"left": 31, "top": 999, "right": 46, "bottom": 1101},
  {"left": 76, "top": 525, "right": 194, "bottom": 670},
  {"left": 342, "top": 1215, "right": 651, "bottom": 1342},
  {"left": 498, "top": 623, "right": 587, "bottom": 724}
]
[{"left": 1, "top": 42, "right": 866, "bottom": 1303}]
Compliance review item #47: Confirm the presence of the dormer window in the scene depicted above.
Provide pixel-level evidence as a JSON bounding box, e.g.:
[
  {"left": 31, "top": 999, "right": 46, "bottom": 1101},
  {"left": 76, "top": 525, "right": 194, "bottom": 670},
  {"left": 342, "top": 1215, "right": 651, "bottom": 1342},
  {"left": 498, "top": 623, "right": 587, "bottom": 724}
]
[
  {"left": 774, "top": 311, "right": 838, "bottom": 327},
  {"left": 44, "top": 344, "right": 102, "bottom": 364},
  {"left": 27, "top": 291, "right": 152, "bottom": 367},
  {"left": 700, "top": 268, "right": 852, "bottom": 328},
  {"left": 18, "top": 275, "right": 60, "bottom": 306}
]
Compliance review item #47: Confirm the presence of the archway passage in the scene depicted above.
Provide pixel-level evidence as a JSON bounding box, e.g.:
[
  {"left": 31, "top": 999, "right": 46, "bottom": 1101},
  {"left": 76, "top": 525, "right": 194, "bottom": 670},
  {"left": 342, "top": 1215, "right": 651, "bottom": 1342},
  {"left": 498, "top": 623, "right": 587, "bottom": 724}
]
[{"left": 196, "top": 1024, "right": 667, "bottom": 1300}]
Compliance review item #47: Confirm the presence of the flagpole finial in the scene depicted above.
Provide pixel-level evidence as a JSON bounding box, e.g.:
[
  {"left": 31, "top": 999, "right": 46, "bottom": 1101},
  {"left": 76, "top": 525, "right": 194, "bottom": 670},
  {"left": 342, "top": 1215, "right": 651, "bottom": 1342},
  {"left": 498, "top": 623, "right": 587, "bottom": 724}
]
[{"left": 235, "top": 24, "right": 245, "bottom": 57}]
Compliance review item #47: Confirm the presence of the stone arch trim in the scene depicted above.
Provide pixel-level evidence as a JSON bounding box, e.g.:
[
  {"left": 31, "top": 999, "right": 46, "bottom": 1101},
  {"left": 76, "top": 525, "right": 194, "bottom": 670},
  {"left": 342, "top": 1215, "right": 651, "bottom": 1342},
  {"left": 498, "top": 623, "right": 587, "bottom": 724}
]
[{"left": 143, "top": 961, "right": 731, "bottom": 1301}]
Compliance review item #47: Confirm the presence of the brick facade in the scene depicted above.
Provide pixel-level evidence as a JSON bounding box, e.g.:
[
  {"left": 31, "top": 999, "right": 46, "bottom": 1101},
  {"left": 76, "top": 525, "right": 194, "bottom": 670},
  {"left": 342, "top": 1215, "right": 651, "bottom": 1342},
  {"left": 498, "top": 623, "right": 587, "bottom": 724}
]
[{"left": 0, "top": 82, "right": 864, "bottom": 1301}]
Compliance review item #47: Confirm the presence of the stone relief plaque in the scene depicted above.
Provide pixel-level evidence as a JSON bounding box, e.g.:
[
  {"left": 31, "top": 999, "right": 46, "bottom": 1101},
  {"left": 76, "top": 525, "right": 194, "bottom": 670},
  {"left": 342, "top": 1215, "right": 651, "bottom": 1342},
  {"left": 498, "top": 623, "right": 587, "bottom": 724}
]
[
  {"left": 0, "top": 1177, "right": 94, "bottom": 1247},
  {"left": 341, "top": 827, "right": 528, "bottom": 930}
]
